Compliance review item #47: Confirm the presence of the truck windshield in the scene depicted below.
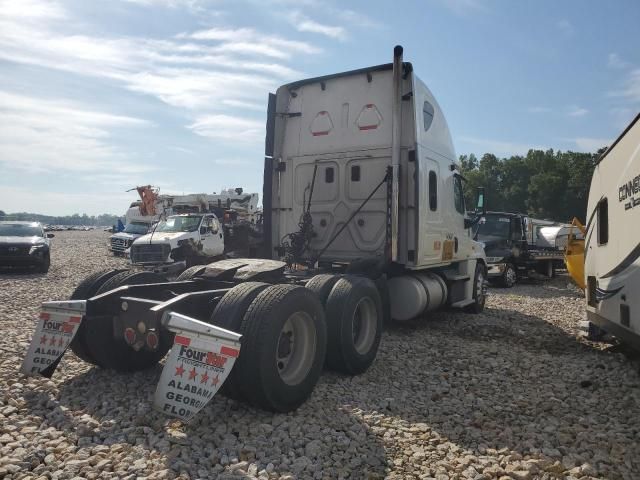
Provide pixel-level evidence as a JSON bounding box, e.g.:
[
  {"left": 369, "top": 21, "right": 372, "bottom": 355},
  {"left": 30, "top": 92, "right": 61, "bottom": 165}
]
[
  {"left": 474, "top": 216, "right": 511, "bottom": 240},
  {"left": 123, "top": 222, "right": 150, "bottom": 234},
  {"left": 157, "top": 216, "right": 201, "bottom": 233},
  {"left": 0, "top": 223, "right": 44, "bottom": 237}
]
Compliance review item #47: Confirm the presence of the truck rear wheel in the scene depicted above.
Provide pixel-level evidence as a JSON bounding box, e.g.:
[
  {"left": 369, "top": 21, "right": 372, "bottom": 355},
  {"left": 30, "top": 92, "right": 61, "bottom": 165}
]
[
  {"left": 69, "top": 269, "right": 124, "bottom": 364},
  {"left": 81, "top": 271, "right": 171, "bottom": 371},
  {"left": 324, "top": 276, "right": 382, "bottom": 375},
  {"left": 209, "top": 282, "right": 271, "bottom": 400},
  {"left": 236, "top": 285, "right": 326, "bottom": 412},
  {"left": 175, "top": 265, "right": 206, "bottom": 281},
  {"left": 305, "top": 274, "right": 342, "bottom": 306}
]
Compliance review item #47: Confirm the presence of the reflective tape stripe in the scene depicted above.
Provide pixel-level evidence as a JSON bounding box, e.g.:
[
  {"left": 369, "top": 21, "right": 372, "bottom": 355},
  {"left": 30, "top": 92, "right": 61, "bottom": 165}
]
[
  {"left": 174, "top": 335, "right": 191, "bottom": 346},
  {"left": 220, "top": 345, "right": 239, "bottom": 358}
]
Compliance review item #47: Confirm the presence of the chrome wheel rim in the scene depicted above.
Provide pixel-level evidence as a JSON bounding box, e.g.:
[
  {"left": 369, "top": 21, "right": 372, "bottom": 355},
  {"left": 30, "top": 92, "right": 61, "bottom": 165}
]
[
  {"left": 276, "top": 312, "right": 316, "bottom": 385},
  {"left": 352, "top": 297, "right": 377, "bottom": 355}
]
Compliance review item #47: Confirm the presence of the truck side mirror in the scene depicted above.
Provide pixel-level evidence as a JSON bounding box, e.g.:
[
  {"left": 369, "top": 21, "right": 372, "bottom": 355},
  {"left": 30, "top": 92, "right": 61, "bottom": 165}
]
[{"left": 476, "top": 187, "right": 486, "bottom": 214}]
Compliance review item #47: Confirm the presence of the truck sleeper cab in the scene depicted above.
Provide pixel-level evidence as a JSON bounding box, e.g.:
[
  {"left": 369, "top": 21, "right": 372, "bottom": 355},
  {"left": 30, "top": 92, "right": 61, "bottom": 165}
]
[
  {"left": 265, "top": 46, "right": 487, "bottom": 321},
  {"left": 21, "top": 47, "right": 487, "bottom": 421}
]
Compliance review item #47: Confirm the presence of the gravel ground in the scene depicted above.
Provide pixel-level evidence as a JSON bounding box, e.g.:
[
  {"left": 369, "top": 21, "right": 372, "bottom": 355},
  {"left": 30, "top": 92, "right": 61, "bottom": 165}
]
[{"left": 1, "top": 230, "right": 640, "bottom": 480}]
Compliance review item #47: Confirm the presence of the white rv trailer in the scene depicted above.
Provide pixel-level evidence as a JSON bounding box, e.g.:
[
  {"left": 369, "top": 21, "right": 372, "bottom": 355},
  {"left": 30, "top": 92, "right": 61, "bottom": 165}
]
[
  {"left": 584, "top": 113, "right": 640, "bottom": 348},
  {"left": 21, "top": 47, "right": 487, "bottom": 419}
]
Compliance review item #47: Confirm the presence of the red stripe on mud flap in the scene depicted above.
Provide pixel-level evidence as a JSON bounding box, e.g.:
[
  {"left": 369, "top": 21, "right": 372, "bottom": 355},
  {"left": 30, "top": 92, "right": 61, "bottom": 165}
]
[
  {"left": 220, "top": 345, "right": 239, "bottom": 358},
  {"left": 358, "top": 125, "right": 378, "bottom": 131},
  {"left": 174, "top": 335, "right": 191, "bottom": 346},
  {"left": 69, "top": 316, "right": 81, "bottom": 323},
  {"left": 39, "top": 312, "right": 50, "bottom": 320},
  {"left": 312, "top": 131, "right": 330, "bottom": 136}
]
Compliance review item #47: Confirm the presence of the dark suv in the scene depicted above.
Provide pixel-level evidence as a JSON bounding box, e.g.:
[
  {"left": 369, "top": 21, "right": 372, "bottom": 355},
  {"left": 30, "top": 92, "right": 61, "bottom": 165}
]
[{"left": 0, "top": 221, "right": 53, "bottom": 273}]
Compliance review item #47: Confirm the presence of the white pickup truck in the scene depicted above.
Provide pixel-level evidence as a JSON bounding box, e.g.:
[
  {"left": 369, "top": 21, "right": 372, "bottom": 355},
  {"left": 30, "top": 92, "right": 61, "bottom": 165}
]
[
  {"left": 108, "top": 221, "right": 152, "bottom": 256},
  {"left": 129, "top": 213, "right": 224, "bottom": 273}
]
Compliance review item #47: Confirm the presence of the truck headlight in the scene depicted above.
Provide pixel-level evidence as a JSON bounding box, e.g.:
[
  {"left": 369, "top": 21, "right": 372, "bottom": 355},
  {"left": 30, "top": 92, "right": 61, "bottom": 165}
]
[
  {"left": 29, "top": 244, "right": 46, "bottom": 255},
  {"left": 485, "top": 256, "right": 505, "bottom": 263}
]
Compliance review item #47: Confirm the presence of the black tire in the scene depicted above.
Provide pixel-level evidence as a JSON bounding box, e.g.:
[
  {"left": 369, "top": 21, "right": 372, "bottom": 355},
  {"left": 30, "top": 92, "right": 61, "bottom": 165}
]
[
  {"left": 587, "top": 322, "right": 606, "bottom": 341},
  {"left": 37, "top": 254, "right": 50, "bottom": 273},
  {"left": 500, "top": 263, "right": 517, "bottom": 288},
  {"left": 69, "top": 269, "right": 123, "bottom": 364},
  {"left": 82, "top": 271, "right": 170, "bottom": 371},
  {"left": 176, "top": 265, "right": 206, "bottom": 281},
  {"left": 305, "top": 274, "right": 342, "bottom": 306},
  {"left": 70, "top": 269, "right": 123, "bottom": 301},
  {"left": 209, "top": 282, "right": 270, "bottom": 399},
  {"left": 236, "top": 285, "right": 327, "bottom": 412},
  {"left": 324, "top": 276, "right": 383, "bottom": 375},
  {"left": 95, "top": 271, "right": 164, "bottom": 295},
  {"left": 464, "top": 264, "right": 487, "bottom": 314}
]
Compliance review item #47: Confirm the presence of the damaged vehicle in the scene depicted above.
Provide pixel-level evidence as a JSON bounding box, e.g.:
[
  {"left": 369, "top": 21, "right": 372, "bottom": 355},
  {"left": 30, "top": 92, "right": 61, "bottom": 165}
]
[{"left": 129, "top": 213, "right": 224, "bottom": 273}]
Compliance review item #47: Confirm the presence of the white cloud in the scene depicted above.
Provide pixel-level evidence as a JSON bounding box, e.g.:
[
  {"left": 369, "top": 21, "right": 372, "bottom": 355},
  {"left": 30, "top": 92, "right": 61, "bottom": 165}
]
[
  {"left": 556, "top": 19, "right": 574, "bottom": 36},
  {"left": 0, "top": 0, "right": 314, "bottom": 128},
  {"left": 336, "top": 9, "right": 382, "bottom": 29},
  {"left": 188, "top": 115, "right": 264, "bottom": 143},
  {"left": 527, "top": 106, "right": 551, "bottom": 114},
  {"left": 608, "top": 53, "right": 630, "bottom": 69},
  {"left": 168, "top": 146, "right": 195, "bottom": 154},
  {"left": 458, "top": 136, "right": 544, "bottom": 157},
  {"left": 567, "top": 106, "right": 588, "bottom": 117},
  {"left": 221, "top": 99, "right": 266, "bottom": 111},
  {"left": 0, "top": 0, "right": 66, "bottom": 20},
  {"left": 572, "top": 137, "right": 610, "bottom": 152},
  {"left": 184, "top": 27, "right": 322, "bottom": 57},
  {"left": 287, "top": 12, "right": 347, "bottom": 40},
  {"left": 0, "top": 90, "right": 151, "bottom": 173}
]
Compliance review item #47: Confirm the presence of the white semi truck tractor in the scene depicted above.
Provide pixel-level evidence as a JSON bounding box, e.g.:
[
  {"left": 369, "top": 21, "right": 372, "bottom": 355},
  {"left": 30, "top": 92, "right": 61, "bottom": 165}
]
[{"left": 21, "top": 47, "right": 487, "bottom": 420}]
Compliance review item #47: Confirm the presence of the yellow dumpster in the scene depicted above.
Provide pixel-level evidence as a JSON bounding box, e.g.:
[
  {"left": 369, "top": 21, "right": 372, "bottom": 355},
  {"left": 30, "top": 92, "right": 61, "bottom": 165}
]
[{"left": 564, "top": 217, "right": 586, "bottom": 290}]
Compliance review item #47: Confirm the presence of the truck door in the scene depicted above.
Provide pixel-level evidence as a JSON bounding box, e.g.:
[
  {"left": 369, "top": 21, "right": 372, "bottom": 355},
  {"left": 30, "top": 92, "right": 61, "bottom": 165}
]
[
  {"left": 200, "top": 215, "right": 224, "bottom": 257},
  {"left": 451, "top": 173, "right": 468, "bottom": 259},
  {"left": 420, "top": 159, "right": 445, "bottom": 263}
]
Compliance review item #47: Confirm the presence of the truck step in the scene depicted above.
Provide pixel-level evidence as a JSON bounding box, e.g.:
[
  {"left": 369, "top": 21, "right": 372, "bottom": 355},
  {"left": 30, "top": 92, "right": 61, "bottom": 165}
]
[{"left": 441, "top": 270, "right": 469, "bottom": 282}]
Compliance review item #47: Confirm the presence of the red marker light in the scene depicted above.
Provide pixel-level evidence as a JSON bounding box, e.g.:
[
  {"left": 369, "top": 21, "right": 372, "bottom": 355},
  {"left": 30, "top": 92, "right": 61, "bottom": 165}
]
[
  {"left": 124, "top": 328, "right": 136, "bottom": 345},
  {"left": 146, "top": 331, "right": 159, "bottom": 350}
]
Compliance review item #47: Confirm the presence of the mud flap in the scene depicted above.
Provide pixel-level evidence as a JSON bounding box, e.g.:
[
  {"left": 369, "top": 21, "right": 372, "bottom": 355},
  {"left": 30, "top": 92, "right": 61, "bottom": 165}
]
[
  {"left": 20, "top": 300, "right": 87, "bottom": 378},
  {"left": 153, "top": 311, "right": 241, "bottom": 421}
]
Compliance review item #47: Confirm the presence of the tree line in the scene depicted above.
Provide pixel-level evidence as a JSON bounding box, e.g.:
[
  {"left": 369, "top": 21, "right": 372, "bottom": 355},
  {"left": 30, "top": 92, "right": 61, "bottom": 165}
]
[
  {"left": 0, "top": 211, "right": 121, "bottom": 226},
  {"left": 459, "top": 147, "right": 607, "bottom": 223}
]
